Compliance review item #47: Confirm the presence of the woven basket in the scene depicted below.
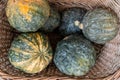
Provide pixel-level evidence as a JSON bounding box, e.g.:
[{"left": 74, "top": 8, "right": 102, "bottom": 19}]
[{"left": 0, "top": 0, "right": 120, "bottom": 79}]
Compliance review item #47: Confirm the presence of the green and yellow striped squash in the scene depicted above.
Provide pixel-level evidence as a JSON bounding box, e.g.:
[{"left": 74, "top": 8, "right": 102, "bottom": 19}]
[
  {"left": 8, "top": 32, "right": 53, "bottom": 73},
  {"left": 6, "top": 0, "right": 50, "bottom": 32}
]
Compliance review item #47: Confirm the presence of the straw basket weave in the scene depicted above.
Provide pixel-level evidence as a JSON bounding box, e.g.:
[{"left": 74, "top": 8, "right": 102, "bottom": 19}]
[{"left": 0, "top": 0, "right": 120, "bottom": 80}]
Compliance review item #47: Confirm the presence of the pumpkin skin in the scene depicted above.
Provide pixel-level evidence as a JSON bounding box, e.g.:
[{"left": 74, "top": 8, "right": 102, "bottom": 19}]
[
  {"left": 59, "top": 8, "right": 87, "bottom": 36},
  {"left": 54, "top": 34, "right": 96, "bottom": 76},
  {"left": 40, "top": 8, "right": 60, "bottom": 32},
  {"left": 8, "top": 32, "right": 53, "bottom": 73},
  {"left": 6, "top": 0, "right": 50, "bottom": 32},
  {"left": 82, "top": 8, "right": 119, "bottom": 44}
]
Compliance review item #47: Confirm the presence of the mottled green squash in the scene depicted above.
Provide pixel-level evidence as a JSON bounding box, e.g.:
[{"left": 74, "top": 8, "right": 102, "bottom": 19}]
[
  {"left": 40, "top": 8, "right": 60, "bottom": 32},
  {"left": 8, "top": 32, "right": 53, "bottom": 73},
  {"left": 81, "top": 8, "right": 119, "bottom": 44},
  {"left": 6, "top": 0, "right": 50, "bottom": 32},
  {"left": 54, "top": 34, "right": 96, "bottom": 76},
  {"left": 59, "top": 8, "right": 87, "bottom": 36}
]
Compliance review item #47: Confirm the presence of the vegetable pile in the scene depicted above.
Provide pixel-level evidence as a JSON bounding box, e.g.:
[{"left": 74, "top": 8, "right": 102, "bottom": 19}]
[{"left": 6, "top": 0, "right": 119, "bottom": 76}]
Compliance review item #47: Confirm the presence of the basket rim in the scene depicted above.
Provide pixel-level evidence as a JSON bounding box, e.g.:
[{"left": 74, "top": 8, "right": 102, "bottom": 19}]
[{"left": 0, "top": 69, "right": 120, "bottom": 80}]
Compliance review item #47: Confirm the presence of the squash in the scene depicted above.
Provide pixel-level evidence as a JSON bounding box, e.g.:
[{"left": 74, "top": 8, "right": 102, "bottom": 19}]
[
  {"left": 59, "top": 8, "right": 87, "bottom": 36},
  {"left": 6, "top": 0, "right": 50, "bottom": 32},
  {"left": 54, "top": 34, "right": 96, "bottom": 76},
  {"left": 8, "top": 32, "right": 53, "bottom": 73},
  {"left": 81, "top": 8, "right": 119, "bottom": 44},
  {"left": 40, "top": 8, "right": 60, "bottom": 32}
]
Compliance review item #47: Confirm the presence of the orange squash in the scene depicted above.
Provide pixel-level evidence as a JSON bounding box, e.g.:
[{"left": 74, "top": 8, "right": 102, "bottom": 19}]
[{"left": 6, "top": 0, "right": 50, "bottom": 32}]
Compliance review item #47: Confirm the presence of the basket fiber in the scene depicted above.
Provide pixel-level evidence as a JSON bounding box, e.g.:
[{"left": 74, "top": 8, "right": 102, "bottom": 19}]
[{"left": 0, "top": 0, "right": 120, "bottom": 79}]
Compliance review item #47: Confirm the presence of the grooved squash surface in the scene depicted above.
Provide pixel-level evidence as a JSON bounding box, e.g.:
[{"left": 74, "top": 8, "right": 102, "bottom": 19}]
[
  {"left": 8, "top": 33, "right": 53, "bottom": 73},
  {"left": 6, "top": 0, "right": 50, "bottom": 32}
]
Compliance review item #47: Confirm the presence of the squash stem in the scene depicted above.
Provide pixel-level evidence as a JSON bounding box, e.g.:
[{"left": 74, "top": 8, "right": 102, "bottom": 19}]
[{"left": 74, "top": 20, "right": 84, "bottom": 30}]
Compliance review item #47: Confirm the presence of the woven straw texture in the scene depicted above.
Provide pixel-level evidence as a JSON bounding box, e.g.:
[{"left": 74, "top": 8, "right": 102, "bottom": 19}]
[{"left": 0, "top": 0, "right": 120, "bottom": 79}]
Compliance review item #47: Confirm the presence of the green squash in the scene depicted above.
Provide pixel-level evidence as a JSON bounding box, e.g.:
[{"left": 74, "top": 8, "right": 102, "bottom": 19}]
[
  {"left": 54, "top": 34, "right": 96, "bottom": 76},
  {"left": 40, "top": 8, "right": 60, "bottom": 32},
  {"left": 8, "top": 32, "right": 53, "bottom": 73},
  {"left": 6, "top": 0, "right": 50, "bottom": 32},
  {"left": 59, "top": 8, "right": 87, "bottom": 36},
  {"left": 81, "top": 8, "right": 119, "bottom": 44}
]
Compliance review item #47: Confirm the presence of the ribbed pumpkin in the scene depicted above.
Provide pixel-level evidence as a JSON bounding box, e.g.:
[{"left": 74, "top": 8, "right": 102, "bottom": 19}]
[
  {"left": 59, "top": 8, "right": 87, "bottom": 36},
  {"left": 81, "top": 8, "right": 119, "bottom": 44},
  {"left": 54, "top": 34, "right": 96, "bottom": 76},
  {"left": 40, "top": 8, "right": 60, "bottom": 32},
  {"left": 8, "top": 32, "right": 53, "bottom": 73},
  {"left": 6, "top": 0, "right": 50, "bottom": 32}
]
